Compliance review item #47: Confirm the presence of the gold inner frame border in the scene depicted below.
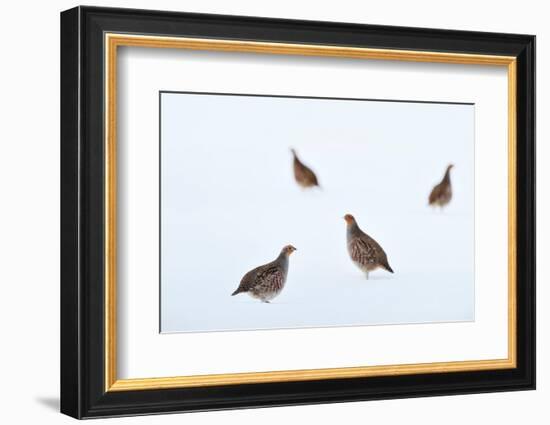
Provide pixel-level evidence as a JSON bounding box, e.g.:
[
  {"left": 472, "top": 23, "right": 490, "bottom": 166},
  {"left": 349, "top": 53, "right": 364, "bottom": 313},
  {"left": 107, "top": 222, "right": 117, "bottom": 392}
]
[{"left": 104, "top": 33, "right": 517, "bottom": 392}]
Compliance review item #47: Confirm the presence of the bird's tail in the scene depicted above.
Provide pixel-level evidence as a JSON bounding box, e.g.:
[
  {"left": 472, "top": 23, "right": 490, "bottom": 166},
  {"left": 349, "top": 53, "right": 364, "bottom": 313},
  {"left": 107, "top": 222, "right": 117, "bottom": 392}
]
[
  {"left": 231, "top": 287, "right": 243, "bottom": 296},
  {"left": 381, "top": 261, "right": 394, "bottom": 273}
]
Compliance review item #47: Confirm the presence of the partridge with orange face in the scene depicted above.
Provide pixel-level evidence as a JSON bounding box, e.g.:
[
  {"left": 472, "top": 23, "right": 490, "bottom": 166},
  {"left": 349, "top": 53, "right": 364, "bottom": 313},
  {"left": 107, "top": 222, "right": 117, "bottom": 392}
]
[
  {"left": 290, "top": 148, "right": 320, "bottom": 189},
  {"left": 231, "top": 245, "right": 297, "bottom": 303},
  {"left": 344, "top": 214, "right": 394, "bottom": 279},
  {"left": 429, "top": 164, "right": 454, "bottom": 208}
]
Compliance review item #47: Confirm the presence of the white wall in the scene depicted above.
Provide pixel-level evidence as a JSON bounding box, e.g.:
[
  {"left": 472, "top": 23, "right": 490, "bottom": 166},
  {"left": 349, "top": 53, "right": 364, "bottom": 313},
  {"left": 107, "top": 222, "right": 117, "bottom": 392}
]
[{"left": 0, "top": 0, "right": 545, "bottom": 423}]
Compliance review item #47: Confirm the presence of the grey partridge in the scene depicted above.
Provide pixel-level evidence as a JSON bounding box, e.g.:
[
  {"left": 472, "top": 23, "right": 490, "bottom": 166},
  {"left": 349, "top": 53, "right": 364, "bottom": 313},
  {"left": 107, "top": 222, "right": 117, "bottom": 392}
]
[
  {"left": 291, "top": 148, "right": 320, "bottom": 189},
  {"left": 428, "top": 164, "right": 454, "bottom": 208},
  {"left": 344, "top": 214, "right": 394, "bottom": 279},
  {"left": 231, "top": 245, "right": 297, "bottom": 303}
]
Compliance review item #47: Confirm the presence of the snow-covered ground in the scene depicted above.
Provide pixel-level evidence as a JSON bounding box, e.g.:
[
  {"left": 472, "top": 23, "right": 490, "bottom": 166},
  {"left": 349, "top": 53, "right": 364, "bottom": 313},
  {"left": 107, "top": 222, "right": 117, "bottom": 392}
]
[{"left": 160, "top": 92, "right": 475, "bottom": 333}]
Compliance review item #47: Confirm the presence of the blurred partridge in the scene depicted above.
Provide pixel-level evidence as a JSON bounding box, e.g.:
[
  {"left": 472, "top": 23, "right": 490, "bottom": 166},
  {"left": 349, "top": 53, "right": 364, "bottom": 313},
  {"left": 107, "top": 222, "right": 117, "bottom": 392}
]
[
  {"left": 231, "top": 245, "right": 297, "bottom": 303},
  {"left": 290, "top": 148, "right": 320, "bottom": 189},
  {"left": 428, "top": 164, "right": 454, "bottom": 208},
  {"left": 344, "top": 214, "right": 394, "bottom": 279}
]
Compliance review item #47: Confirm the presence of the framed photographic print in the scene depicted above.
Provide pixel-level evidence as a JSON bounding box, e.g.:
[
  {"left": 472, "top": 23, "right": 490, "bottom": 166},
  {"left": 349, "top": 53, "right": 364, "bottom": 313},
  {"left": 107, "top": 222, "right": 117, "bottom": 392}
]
[{"left": 60, "top": 6, "right": 535, "bottom": 419}]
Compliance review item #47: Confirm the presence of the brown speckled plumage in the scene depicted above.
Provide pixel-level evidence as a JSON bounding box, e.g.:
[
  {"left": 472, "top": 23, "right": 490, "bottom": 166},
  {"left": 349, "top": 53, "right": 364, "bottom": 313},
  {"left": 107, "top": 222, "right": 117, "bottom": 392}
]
[
  {"left": 291, "top": 148, "right": 320, "bottom": 189},
  {"left": 344, "top": 214, "right": 393, "bottom": 279},
  {"left": 231, "top": 245, "right": 296, "bottom": 303},
  {"left": 429, "top": 164, "right": 454, "bottom": 208}
]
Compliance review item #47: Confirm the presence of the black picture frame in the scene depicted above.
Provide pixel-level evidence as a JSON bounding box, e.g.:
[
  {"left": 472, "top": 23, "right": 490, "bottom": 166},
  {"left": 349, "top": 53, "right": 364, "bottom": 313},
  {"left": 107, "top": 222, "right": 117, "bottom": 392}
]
[{"left": 61, "top": 5, "right": 535, "bottom": 419}]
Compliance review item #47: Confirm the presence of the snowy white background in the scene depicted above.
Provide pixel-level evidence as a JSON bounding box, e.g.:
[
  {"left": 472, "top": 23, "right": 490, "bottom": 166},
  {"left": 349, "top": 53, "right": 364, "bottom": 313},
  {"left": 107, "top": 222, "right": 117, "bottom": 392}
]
[{"left": 160, "top": 92, "right": 475, "bottom": 332}]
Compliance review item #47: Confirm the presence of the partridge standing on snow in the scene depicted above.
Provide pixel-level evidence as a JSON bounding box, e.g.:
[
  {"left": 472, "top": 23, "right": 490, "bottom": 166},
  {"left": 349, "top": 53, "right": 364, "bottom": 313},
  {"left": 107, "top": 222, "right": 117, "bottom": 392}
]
[
  {"left": 290, "top": 148, "right": 321, "bottom": 189},
  {"left": 428, "top": 164, "right": 454, "bottom": 208},
  {"left": 344, "top": 214, "right": 394, "bottom": 279},
  {"left": 231, "top": 245, "right": 297, "bottom": 303}
]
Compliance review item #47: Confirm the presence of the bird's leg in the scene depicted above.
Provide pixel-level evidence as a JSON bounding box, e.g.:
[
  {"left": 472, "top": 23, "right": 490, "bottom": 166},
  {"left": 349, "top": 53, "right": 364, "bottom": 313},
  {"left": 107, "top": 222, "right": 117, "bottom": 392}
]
[
  {"left": 262, "top": 300, "right": 271, "bottom": 303},
  {"left": 365, "top": 271, "right": 370, "bottom": 280}
]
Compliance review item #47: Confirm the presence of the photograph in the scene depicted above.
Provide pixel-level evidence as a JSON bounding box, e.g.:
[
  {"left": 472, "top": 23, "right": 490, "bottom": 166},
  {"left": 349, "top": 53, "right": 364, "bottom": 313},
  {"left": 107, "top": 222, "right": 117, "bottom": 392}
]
[
  {"left": 160, "top": 91, "right": 475, "bottom": 333},
  {"left": 58, "top": 4, "right": 535, "bottom": 420}
]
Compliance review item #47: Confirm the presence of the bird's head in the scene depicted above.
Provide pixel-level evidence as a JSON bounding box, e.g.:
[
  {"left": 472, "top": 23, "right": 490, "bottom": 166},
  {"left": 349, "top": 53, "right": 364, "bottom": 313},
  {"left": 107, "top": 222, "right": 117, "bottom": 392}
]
[
  {"left": 343, "top": 214, "right": 356, "bottom": 225},
  {"left": 290, "top": 148, "right": 297, "bottom": 156},
  {"left": 282, "top": 245, "right": 297, "bottom": 256},
  {"left": 447, "top": 163, "right": 455, "bottom": 171}
]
